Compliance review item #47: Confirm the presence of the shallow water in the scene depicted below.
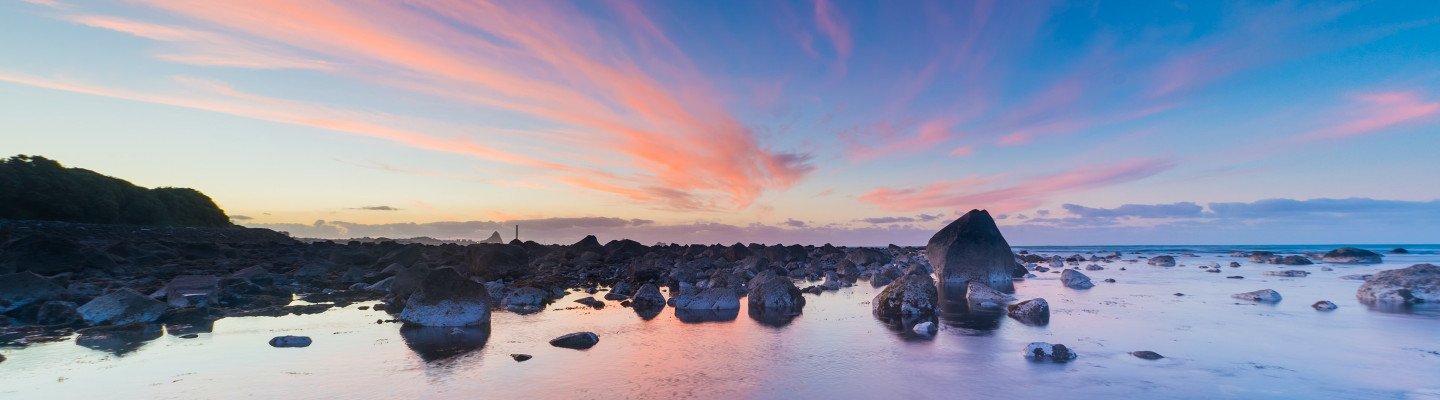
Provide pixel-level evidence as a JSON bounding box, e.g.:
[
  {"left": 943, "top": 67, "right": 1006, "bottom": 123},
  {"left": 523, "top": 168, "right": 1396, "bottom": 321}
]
[{"left": 2, "top": 245, "right": 1439, "bottom": 399}]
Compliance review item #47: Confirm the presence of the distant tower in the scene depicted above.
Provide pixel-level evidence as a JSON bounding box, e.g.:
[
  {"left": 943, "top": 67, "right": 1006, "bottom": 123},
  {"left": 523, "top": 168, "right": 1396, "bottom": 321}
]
[{"left": 514, "top": 225, "right": 519, "bottom": 241}]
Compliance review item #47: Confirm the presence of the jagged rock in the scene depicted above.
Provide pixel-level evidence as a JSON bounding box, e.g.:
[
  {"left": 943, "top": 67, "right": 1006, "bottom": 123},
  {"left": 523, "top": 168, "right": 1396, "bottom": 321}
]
[
  {"left": 398, "top": 268, "right": 491, "bottom": 327},
  {"left": 0, "top": 271, "right": 65, "bottom": 313},
  {"left": 1232, "top": 289, "right": 1282, "bottom": 303},
  {"left": 1147, "top": 256, "right": 1176, "bottom": 267},
  {"left": 1007, "top": 298, "right": 1049, "bottom": 325},
  {"left": 965, "top": 281, "right": 1014, "bottom": 309},
  {"left": 1356, "top": 264, "right": 1440, "bottom": 304},
  {"left": 77, "top": 289, "right": 168, "bottom": 326},
  {"left": 747, "top": 270, "right": 805, "bottom": 311},
  {"left": 630, "top": 284, "right": 665, "bottom": 309},
  {"left": 1060, "top": 269, "right": 1094, "bottom": 289},
  {"left": 1322, "top": 247, "right": 1383, "bottom": 264},
  {"left": 872, "top": 272, "right": 938, "bottom": 321},
  {"left": 1024, "top": 342, "right": 1077, "bottom": 362},
  {"left": 269, "top": 335, "right": 312, "bottom": 348},
  {"left": 926, "top": 210, "right": 1017, "bottom": 288},
  {"left": 549, "top": 332, "right": 599, "bottom": 349}
]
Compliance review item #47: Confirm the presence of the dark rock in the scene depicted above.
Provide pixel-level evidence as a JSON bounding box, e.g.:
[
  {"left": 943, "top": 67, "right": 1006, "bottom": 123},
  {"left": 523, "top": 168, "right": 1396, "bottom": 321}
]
[
  {"left": 1312, "top": 300, "right": 1338, "bottom": 310},
  {"left": 549, "top": 331, "right": 599, "bottom": 349},
  {"left": 1024, "top": 342, "right": 1076, "bottom": 362},
  {"left": 399, "top": 325, "right": 490, "bottom": 361},
  {"left": 1264, "top": 270, "right": 1310, "bottom": 277},
  {"left": 36, "top": 301, "right": 81, "bottom": 325},
  {"left": 1232, "top": 289, "right": 1282, "bottom": 303},
  {"left": 162, "top": 275, "right": 220, "bottom": 307},
  {"left": 926, "top": 210, "right": 1016, "bottom": 289},
  {"left": 1273, "top": 255, "right": 1313, "bottom": 265},
  {"left": 269, "top": 335, "right": 312, "bottom": 348},
  {"left": 574, "top": 297, "right": 604, "bottom": 309},
  {"left": 746, "top": 270, "right": 805, "bottom": 311},
  {"left": 180, "top": 333, "right": 199, "bottom": 339},
  {"left": 671, "top": 287, "right": 740, "bottom": 310},
  {"left": 965, "top": 281, "right": 1014, "bottom": 309},
  {"left": 872, "top": 272, "right": 938, "bottom": 321},
  {"left": 398, "top": 268, "right": 491, "bottom": 326},
  {"left": 510, "top": 353, "right": 532, "bottom": 362},
  {"left": 1356, "top": 264, "right": 1439, "bottom": 304},
  {"left": 1006, "top": 298, "right": 1049, "bottom": 325},
  {"left": 630, "top": 284, "right": 665, "bottom": 309},
  {"left": 1060, "top": 269, "right": 1094, "bottom": 289},
  {"left": 0, "top": 235, "right": 112, "bottom": 275},
  {"left": 464, "top": 244, "right": 530, "bottom": 281},
  {"left": 1227, "top": 275, "right": 1244, "bottom": 279},
  {"left": 1130, "top": 351, "right": 1164, "bottom": 360},
  {"left": 1147, "top": 256, "right": 1176, "bottom": 267},
  {"left": 77, "top": 289, "right": 168, "bottom": 326},
  {"left": 1322, "top": 247, "right": 1383, "bottom": 264},
  {"left": 0, "top": 272, "right": 65, "bottom": 313},
  {"left": 1390, "top": 248, "right": 1409, "bottom": 254},
  {"left": 501, "top": 287, "right": 548, "bottom": 314}
]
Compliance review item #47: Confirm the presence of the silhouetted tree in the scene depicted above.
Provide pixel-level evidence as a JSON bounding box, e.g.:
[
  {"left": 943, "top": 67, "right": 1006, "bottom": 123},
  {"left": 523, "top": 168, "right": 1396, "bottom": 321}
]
[{"left": 0, "top": 155, "right": 233, "bottom": 227}]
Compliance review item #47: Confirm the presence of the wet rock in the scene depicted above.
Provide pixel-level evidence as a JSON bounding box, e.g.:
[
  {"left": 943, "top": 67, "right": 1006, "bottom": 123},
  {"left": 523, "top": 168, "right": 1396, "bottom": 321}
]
[
  {"left": 510, "top": 353, "right": 532, "bottom": 362},
  {"left": 162, "top": 275, "right": 221, "bottom": 308},
  {"left": 1356, "top": 264, "right": 1440, "bottom": 304},
  {"left": 965, "top": 281, "right": 1015, "bottom": 309},
  {"left": 630, "top": 284, "right": 665, "bottom": 309},
  {"left": 747, "top": 270, "right": 805, "bottom": 311},
  {"left": 1006, "top": 298, "right": 1050, "bottom": 325},
  {"left": 1024, "top": 342, "right": 1077, "bottom": 362},
  {"left": 501, "top": 287, "right": 549, "bottom": 314},
  {"left": 269, "top": 335, "right": 312, "bottom": 348},
  {"left": 36, "top": 301, "right": 81, "bottom": 325},
  {"left": 1270, "top": 255, "right": 1312, "bottom": 265},
  {"left": 77, "top": 289, "right": 168, "bottom": 326},
  {"left": 1227, "top": 276, "right": 1244, "bottom": 279},
  {"left": 574, "top": 297, "right": 604, "bottom": 309},
  {"left": 549, "top": 331, "right": 599, "bottom": 349},
  {"left": 179, "top": 333, "right": 199, "bottom": 339},
  {"left": 926, "top": 210, "right": 1017, "bottom": 289},
  {"left": 398, "top": 268, "right": 491, "bottom": 327},
  {"left": 75, "top": 323, "right": 162, "bottom": 355},
  {"left": 1232, "top": 289, "right": 1282, "bottom": 303},
  {"left": 1312, "top": 300, "right": 1338, "bottom": 311},
  {"left": 912, "top": 321, "right": 936, "bottom": 336},
  {"left": 1322, "top": 247, "right": 1383, "bottom": 264},
  {"left": 0, "top": 272, "right": 65, "bottom": 313},
  {"left": 1060, "top": 269, "right": 1094, "bottom": 289},
  {"left": 1390, "top": 248, "right": 1409, "bottom": 254},
  {"left": 872, "top": 272, "right": 938, "bottom": 321},
  {"left": 671, "top": 287, "right": 741, "bottom": 310},
  {"left": 1085, "top": 264, "right": 1104, "bottom": 271},
  {"left": 1130, "top": 351, "right": 1164, "bottom": 360},
  {"left": 1264, "top": 270, "right": 1310, "bottom": 277},
  {"left": 1147, "top": 256, "right": 1176, "bottom": 267},
  {"left": 1229, "top": 262, "right": 1242, "bottom": 268}
]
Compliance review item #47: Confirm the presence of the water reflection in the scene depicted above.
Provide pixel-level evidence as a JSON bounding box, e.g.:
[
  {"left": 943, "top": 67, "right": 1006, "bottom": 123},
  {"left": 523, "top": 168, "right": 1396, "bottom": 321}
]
[
  {"left": 747, "top": 307, "right": 800, "bottom": 328},
  {"left": 938, "top": 285, "right": 1004, "bottom": 335},
  {"left": 633, "top": 305, "right": 664, "bottom": 320},
  {"left": 75, "top": 323, "right": 163, "bottom": 356},
  {"left": 674, "top": 308, "right": 739, "bottom": 323},
  {"left": 398, "top": 324, "right": 491, "bottom": 362}
]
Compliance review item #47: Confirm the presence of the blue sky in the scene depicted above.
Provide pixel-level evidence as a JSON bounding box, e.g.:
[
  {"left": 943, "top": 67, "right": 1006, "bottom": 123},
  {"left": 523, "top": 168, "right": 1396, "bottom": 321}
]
[{"left": 2, "top": 0, "right": 1438, "bottom": 244}]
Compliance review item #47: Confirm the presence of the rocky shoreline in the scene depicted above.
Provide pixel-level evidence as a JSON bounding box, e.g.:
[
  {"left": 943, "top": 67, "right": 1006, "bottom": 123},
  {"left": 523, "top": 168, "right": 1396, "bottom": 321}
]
[{"left": 1, "top": 213, "right": 1436, "bottom": 360}]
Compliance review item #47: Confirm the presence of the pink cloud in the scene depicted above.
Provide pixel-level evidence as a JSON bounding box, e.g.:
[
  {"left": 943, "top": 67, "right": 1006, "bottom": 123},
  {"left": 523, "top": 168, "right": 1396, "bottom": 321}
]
[
  {"left": 66, "top": 15, "right": 329, "bottom": 70},
  {"left": 859, "top": 158, "right": 1176, "bottom": 213},
  {"left": 949, "top": 145, "right": 974, "bottom": 157},
  {"left": 844, "top": 116, "right": 959, "bottom": 161},
  {"left": 1290, "top": 91, "right": 1440, "bottom": 142},
  {"left": 813, "top": 0, "right": 852, "bottom": 59}
]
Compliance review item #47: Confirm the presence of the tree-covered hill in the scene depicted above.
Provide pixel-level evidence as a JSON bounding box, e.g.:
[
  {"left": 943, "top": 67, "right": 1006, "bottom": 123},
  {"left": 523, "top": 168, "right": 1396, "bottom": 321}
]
[{"left": 0, "top": 155, "right": 233, "bottom": 227}]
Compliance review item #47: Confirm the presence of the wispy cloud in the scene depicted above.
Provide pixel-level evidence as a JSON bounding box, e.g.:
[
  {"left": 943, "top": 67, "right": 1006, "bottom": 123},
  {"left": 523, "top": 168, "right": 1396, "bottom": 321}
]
[
  {"left": 859, "top": 158, "right": 1176, "bottom": 213},
  {"left": 1289, "top": 91, "right": 1440, "bottom": 142}
]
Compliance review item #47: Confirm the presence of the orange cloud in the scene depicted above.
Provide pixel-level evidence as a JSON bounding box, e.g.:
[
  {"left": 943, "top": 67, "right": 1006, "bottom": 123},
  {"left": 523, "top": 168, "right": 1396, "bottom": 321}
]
[{"left": 859, "top": 158, "right": 1176, "bottom": 213}]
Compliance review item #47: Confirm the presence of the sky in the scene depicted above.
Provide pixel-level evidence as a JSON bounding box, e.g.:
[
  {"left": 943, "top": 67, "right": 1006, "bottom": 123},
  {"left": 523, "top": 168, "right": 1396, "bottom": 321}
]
[{"left": 2, "top": 0, "right": 1438, "bottom": 245}]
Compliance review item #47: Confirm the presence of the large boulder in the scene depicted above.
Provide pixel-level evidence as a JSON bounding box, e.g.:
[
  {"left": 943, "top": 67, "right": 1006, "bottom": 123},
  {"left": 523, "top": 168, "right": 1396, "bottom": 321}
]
[
  {"left": 0, "top": 271, "right": 65, "bottom": 313},
  {"left": 926, "top": 210, "right": 1017, "bottom": 289},
  {"left": 872, "top": 271, "right": 938, "bottom": 321},
  {"left": 397, "top": 268, "right": 491, "bottom": 327},
  {"left": 77, "top": 289, "right": 168, "bottom": 326},
  {"left": 671, "top": 287, "right": 741, "bottom": 310},
  {"left": 1322, "top": 247, "right": 1383, "bottom": 264},
  {"left": 1356, "top": 264, "right": 1440, "bottom": 304},
  {"left": 1060, "top": 269, "right": 1095, "bottom": 289},
  {"left": 747, "top": 270, "right": 805, "bottom": 311}
]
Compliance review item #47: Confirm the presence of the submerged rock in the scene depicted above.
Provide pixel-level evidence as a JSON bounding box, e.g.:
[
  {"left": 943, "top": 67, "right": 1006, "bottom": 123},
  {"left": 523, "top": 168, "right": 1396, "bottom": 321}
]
[
  {"left": 1060, "top": 269, "right": 1095, "bottom": 289},
  {"left": 1006, "top": 298, "right": 1050, "bottom": 325},
  {"left": 77, "top": 289, "right": 168, "bottom": 326},
  {"left": 1312, "top": 300, "right": 1338, "bottom": 311},
  {"left": 1322, "top": 247, "right": 1383, "bottom": 264},
  {"left": 549, "top": 332, "right": 599, "bottom": 349},
  {"left": 1023, "top": 342, "right": 1076, "bottom": 362},
  {"left": 269, "top": 335, "right": 312, "bottom": 348},
  {"left": 1130, "top": 351, "right": 1164, "bottom": 360},
  {"left": 397, "top": 268, "right": 491, "bottom": 327},
  {"left": 1232, "top": 289, "right": 1282, "bottom": 303},
  {"left": 1356, "top": 264, "right": 1440, "bottom": 304},
  {"left": 926, "top": 210, "right": 1017, "bottom": 289}
]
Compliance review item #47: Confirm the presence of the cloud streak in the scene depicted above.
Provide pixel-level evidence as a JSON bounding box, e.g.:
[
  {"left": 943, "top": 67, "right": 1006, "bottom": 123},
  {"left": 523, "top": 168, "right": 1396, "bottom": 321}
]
[{"left": 858, "top": 158, "right": 1176, "bottom": 213}]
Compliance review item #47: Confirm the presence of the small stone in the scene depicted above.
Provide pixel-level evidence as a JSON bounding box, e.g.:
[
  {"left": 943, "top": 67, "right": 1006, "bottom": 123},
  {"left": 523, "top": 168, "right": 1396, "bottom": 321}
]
[
  {"left": 912, "top": 321, "right": 937, "bottom": 336},
  {"left": 1103, "top": 278, "right": 1116, "bottom": 283},
  {"left": 549, "top": 332, "right": 599, "bottom": 349},
  {"left": 1023, "top": 342, "right": 1077, "bottom": 362},
  {"left": 269, "top": 335, "right": 312, "bottom": 348},
  {"left": 1312, "top": 300, "right": 1338, "bottom": 311},
  {"left": 1130, "top": 351, "right": 1164, "bottom": 360},
  {"left": 1173, "top": 293, "right": 1184, "bottom": 296},
  {"left": 358, "top": 306, "right": 370, "bottom": 310},
  {"left": 1227, "top": 276, "right": 1244, "bottom": 279},
  {"left": 1232, "top": 289, "right": 1282, "bottom": 303},
  {"left": 510, "top": 353, "right": 533, "bottom": 362}
]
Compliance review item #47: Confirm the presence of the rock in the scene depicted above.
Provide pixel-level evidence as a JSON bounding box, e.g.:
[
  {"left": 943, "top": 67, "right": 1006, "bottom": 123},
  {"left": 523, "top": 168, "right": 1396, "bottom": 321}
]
[
  {"left": 630, "top": 284, "right": 665, "bottom": 309},
  {"left": 1147, "top": 256, "right": 1176, "bottom": 267},
  {"left": 1085, "top": 264, "right": 1104, "bottom": 271},
  {"left": 1227, "top": 275, "right": 1244, "bottom": 279},
  {"left": 510, "top": 353, "right": 532, "bottom": 362},
  {"left": 464, "top": 244, "right": 530, "bottom": 281},
  {"left": 872, "top": 272, "right": 938, "bottom": 321},
  {"left": 398, "top": 268, "right": 492, "bottom": 327},
  {"left": 77, "top": 288, "right": 168, "bottom": 326},
  {"left": 1229, "top": 262, "right": 1241, "bottom": 268},
  {"left": 1103, "top": 278, "right": 1116, "bottom": 282},
  {"left": 269, "top": 335, "right": 312, "bottom": 348},
  {"left": 1060, "top": 269, "right": 1094, "bottom": 289},
  {"left": 912, "top": 321, "right": 936, "bottom": 336},
  {"left": 36, "top": 301, "right": 81, "bottom": 325},
  {"left": 926, "top": 210, "right": 1017, "bottom": 288},
  {"left": 500, "top": 287, "right": 549, "bottom": 314},
  {"left": 1264, "top": 270, "right": 1310, "bottom": 277},
  {"left": 1356, "top": 264, "right": 1440, "bottom": 304},
  {"left": 180, "top": 333, "right": 199, "bottom": 339},
  {"left": 1232, "top": 289, "right": 1282, "bottom": 303},
  {"left": 965, "top": 281, "right": 1015, "bottom": 309},
  {"left": 1320, "top": 266, "right": 1333, "bottom": 271},
  {"left": 747, "top": 270, "right": 805, "bottom": 311},
  {"left": 1023, "top": 342, "right": 1077, "bottom": 362},
  {"left": 1340, "top": 274, "right": 1373, "bottom": 281},
  {"left": 671, "top": 287, "right": 741, "bottom": 310},
  {"left": 1312, "top": 300, "right": 1338, "bottom": 311},
  {"left": 0, "top": 271, "right": 65, "bottom": 313},
  {"left": 1006, "top": 298, "right": 1050, "bottom": 325},
  {"left": 1248, "top": 251, "right": 1276, "bottom": 263},
  {"left": 1130, "top": 351, "right": 1164, "bottom": 360},
  {"left": 1390, "top": 248, "right": 1409, "bottom": 254},
  {"left": 574, "top": 297, "right": 604, "bottom": 309},
  {"left": 819, "top": 271, "right": 850, "bottom": 291},
  {"left": 549, "top": 332, "right": 599, "bottom": 349},
  {"left": 1322, "top": 247, "right": 1383, "bottom": 264},
  {"left": 1273, "top": 255, "right": 1313, "bottom": 265},
  {"left": 480, "top": 231, "right": 504, "bottom": 244},
  {"left": 162, "top": 275, "right": 221, "bottom": 308}
]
